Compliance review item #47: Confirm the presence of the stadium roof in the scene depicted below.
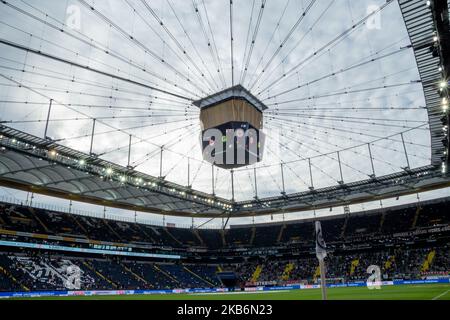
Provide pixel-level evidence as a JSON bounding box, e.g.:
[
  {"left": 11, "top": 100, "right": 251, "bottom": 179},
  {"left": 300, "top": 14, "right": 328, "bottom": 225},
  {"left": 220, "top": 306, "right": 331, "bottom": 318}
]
[
  {"left": 1, "top": 125, "right": 450, "bottom": 218},
  {"left": 0, "top": 0, "right": 448, "bottom": 221},
  {"left": 193, "top": 85, "right": 268, "bottom": 111}
]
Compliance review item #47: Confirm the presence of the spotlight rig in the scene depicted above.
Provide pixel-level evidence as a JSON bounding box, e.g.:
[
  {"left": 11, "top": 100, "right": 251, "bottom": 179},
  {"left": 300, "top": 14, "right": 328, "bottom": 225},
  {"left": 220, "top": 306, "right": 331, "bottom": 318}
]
[{"left": 428, "top": 0, "right": 450, "bottom": 173}]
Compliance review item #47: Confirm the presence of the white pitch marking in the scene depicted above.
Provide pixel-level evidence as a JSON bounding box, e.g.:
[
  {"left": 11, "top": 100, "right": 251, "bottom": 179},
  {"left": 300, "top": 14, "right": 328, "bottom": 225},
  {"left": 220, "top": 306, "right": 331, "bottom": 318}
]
[
  {"left": 189, "top": 290, "right": 289, "bottom": 296},
  {"left": 432, "top": 289, "right": 449, "bottom": 300}
]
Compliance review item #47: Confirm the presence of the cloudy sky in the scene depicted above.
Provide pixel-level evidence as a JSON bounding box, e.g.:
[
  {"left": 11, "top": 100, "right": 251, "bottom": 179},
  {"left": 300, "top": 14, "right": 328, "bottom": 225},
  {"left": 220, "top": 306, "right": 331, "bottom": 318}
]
[{"left": 0, "top": 0, "right": 445, "bottom": 227}]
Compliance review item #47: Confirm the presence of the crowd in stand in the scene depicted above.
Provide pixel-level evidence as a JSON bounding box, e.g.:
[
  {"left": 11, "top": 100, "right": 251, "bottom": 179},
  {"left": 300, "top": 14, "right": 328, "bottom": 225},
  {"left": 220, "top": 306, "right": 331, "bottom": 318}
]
[
  {"left": 1, "top": 199, "right": 449, "bottom": 250},
  {"left": 0, "top": 198, "right": 449, "bottom": 292},
  {"left": 0, "top": 245, "right": 448, "bottom": 292},
  {"left": 235, "top": 246, "right": 450, "bottom": 284}
]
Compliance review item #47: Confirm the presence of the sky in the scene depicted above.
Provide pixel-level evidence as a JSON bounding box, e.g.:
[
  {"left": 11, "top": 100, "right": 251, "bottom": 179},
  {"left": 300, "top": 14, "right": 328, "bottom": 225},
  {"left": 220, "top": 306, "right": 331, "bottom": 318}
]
[{"left": 0, "top": 0, "right": 443, "bottom": 228}]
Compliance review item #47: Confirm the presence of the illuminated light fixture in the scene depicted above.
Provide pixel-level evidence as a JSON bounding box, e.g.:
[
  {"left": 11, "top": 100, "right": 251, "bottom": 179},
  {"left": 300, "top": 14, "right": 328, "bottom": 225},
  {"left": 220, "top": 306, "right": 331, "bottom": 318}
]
[
  {"left": 78, "top": 159, "right": 86, "bottom": 166},
  {"left": 433, "top": 35, "right": 438, "bottom": 42},
  {"left": 49, "top": 150, "right": 57, "bottom": 157},
  {"left": 440, "top": 81, "right": 448, "bottom": 89},
  {"left": 11, "top": 139, "right": 17, "bottom": 143},
  {"left": 426, "top": 0, "right": 431, "bottom": 6},
  {"left": 105, "top": 168, "right": 113, "bottom": 175},
  {"left": 120, "top": 176, "right": 126, "bottom": 183},
  {"left": 442, "top": 162, "right": 447, "bottom": 174}
]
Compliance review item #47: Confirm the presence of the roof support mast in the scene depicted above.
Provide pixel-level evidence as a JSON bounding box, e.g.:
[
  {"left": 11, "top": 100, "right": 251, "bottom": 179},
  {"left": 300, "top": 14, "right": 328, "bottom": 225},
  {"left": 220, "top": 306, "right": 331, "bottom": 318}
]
[
  {"left": 89, "top": 119, "right": 96, "bottom": 156},
  {"left": 44, "top": 99, "right": 52, "bottom": 139}
]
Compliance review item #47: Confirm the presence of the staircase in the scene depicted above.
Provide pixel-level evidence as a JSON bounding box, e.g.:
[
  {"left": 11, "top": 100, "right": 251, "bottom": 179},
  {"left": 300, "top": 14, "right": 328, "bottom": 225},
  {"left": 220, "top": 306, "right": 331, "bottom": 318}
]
[
  {"left": 350, "top": 259, "right": 360, "bottom": 276},
  {"left": 103, "top": 220, "right": 123, "bottom": 241},
  {"left": 29, "top": 208, "right": 50, "bottom": 233},
  {"left": 164, "top": 228, "right": 183, "bottom": 246},
  {"left": 250, "top": 227, "right": 256, "bottom": 245},
  {"left": 341, "top": 216, "right": 349, "bottom": 238},
  {"left": 281, "top": 263, "right": 295, "bottom": 281},
  {"left": 220, "top": 229, "right": 226, "bottom": 246},
  {"left": 69, "top": 215, "right": 89, "bottom": 236},
  {"left": 412, "top": 206, "right": 422, "bottom": 229},
  {"left": 153, "top": 264, "right": 180, "bottom": 284},
  {"left": 384, "top": 256, "right": 395, "bottom": 271},
  {"left": 192, "top": 229, "right": 205, "bottom": 246},
  {"left": 313, "top": 265, "right": 321, "bottom": 282},
  {"left": 121, "top": 263, "right": 150, "bottom": 287},
  {"left": 183, "top": 266, "right": 214, "bottom": 286},
  {"left": 0, "top": 265, "right": 29, "bottom": 291},
  {"left": 135, "top": 224, "right": 156, "bottom": 243},
  {"left": 251, "top": 265, "right": 263, "bottom": 282},
  {"left": 82, "top": 261, "right": 117, "bottom": 288},
  {"left": 379, "top": 212, "right": 386, "bottom": 232},
  {"left": 277, "top": 225, "right": 286, "bottom": 243},
  {"left": 421, "top": 250, "right": 436, "bottom": 273}
]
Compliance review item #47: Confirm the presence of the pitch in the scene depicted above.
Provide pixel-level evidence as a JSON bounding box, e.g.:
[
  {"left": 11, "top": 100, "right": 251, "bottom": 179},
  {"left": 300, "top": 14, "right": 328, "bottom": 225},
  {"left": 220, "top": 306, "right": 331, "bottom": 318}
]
[{"left": 16, "top": 284, "right": 450, "bottom": 300}]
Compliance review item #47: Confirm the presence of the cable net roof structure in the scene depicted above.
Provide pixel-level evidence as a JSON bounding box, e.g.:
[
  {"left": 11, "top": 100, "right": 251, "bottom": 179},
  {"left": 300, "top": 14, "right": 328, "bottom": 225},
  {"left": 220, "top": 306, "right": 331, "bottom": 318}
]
[{"left": 0, "top": 0, "right": 448, "bottom": 218}]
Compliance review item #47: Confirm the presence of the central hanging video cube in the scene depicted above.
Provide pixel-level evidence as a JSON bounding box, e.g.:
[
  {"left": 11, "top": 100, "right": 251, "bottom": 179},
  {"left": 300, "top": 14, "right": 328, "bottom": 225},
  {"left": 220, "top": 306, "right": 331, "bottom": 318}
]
[{"left": 194, "top": 85, "right": 266, "bottom": 169}]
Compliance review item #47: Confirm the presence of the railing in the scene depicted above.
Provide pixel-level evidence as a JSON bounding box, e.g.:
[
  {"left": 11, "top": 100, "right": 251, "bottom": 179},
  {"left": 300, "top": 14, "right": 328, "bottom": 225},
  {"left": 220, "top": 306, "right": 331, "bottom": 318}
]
[{"left": 0, "top": 195, "right": 221, "bottom": 230}]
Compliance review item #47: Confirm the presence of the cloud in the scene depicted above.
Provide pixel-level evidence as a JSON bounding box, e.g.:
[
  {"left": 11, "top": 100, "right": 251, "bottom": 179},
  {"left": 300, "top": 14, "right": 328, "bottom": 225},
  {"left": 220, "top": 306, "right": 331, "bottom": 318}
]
[{"left": 0, "top": 0, "right": 435, "bottom": 225}]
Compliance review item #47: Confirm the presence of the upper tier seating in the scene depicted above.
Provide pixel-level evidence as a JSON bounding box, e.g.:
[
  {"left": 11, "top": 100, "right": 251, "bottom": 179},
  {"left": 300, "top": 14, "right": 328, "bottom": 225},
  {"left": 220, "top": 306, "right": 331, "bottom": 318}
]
[{"left": 0, "top": 197, "right": 449, "bottom": 250}]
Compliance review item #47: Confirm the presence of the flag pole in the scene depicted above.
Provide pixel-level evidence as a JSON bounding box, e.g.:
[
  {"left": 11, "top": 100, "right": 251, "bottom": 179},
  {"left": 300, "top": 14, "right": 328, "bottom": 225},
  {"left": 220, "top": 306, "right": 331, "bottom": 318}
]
[
  {"left": 315, "top": 221, "right": 328, "bottom": 301},
  {"left": 319, "top": 257, "right": 327, "bottom": 300}
]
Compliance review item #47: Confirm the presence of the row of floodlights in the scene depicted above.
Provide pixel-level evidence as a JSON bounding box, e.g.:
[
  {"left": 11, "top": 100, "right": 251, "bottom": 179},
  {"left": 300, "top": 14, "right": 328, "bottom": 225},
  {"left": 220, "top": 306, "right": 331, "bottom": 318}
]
[
  {"left": 0, "top": 137, "right": 248, "bottom": 212},
  {"left": 440, "top": 79, "right": 448, "bottom": 175},
  {"left": 427, "top": 1, "right": 450, "bottom": 174},
  {"left": 435, "top": 36, "right": 449, "bottom": 173},
  {"left": 51, "top": 150, "right": 234, "bottom": 210},
  {"left": 243, "top": 201, "right": 273, "bottom": 209},
  {"left": 2, "top": 140, "right": 233, "bottom": 211}
]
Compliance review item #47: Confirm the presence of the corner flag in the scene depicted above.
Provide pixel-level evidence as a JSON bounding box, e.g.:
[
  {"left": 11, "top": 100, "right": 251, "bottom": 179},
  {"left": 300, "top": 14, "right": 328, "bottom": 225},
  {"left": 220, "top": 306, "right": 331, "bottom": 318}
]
[
  {"left": 315, "top": 221, "right": 327, "bottom": 260},
  {"left": 315, "top": 221, "right": 328, "bottom": 300}
]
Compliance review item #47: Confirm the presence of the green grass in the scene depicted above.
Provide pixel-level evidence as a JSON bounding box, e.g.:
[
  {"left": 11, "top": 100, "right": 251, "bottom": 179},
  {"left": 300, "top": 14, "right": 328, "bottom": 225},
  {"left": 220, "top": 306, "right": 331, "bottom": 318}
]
[{"left": 14, "top": 283, "right": 450, "bottom": 300}]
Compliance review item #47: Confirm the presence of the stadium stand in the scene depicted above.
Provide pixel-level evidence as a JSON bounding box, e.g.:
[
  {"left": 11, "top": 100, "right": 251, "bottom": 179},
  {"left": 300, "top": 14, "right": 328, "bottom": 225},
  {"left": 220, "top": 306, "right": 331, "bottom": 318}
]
[
  {"left": 225, "top": 227, "right": 252, "bottom": 246},
  {"left": 0, "top": 197, "right": 449, "bottom": 292},
  {"left": 280, "top": 221, "right": 314, "bottom": 244},
  {"left": 253, "top": 225, "right": 282, "bottom": 247},
  {"left": 198, "top": 229, "right": 224, "bottom": 249}
]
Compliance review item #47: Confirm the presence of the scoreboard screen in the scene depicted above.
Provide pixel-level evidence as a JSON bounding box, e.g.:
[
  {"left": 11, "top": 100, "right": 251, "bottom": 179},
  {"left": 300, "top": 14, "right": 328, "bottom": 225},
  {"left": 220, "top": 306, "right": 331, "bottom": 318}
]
[{"left": 201, "top": 121, "right": 265, "bottom": 169}]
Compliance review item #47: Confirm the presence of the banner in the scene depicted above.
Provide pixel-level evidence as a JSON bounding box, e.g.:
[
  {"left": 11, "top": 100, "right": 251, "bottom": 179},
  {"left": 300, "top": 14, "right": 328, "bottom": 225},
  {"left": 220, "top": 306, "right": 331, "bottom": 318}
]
[
  {"left": 0, "top": 240, "right": 181, "bottom": 259},
  {"left": 0, "top": 279, "right": 448, "bottom": 299}
]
